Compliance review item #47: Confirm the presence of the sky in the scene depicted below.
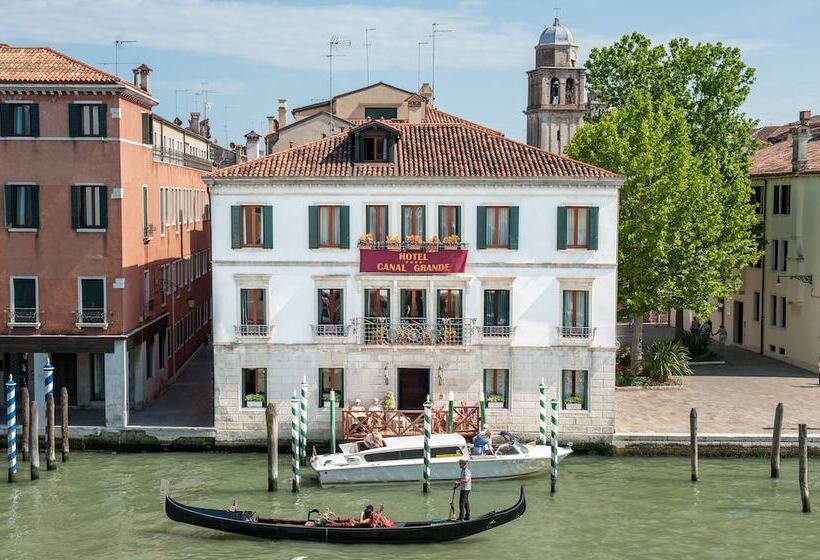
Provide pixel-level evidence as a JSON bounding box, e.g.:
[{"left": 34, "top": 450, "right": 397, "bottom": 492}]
[{"left": 3, "top": 0, "right": 818, "bottom": 145}]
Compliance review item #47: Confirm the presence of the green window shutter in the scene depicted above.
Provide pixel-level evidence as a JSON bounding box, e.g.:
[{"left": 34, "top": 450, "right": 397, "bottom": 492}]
[
  {"left": 31, "top": 185, "right": 40, "bottom": 229},
  {"left": 354, "top": 135, "right": 363, "bottom": 162},
  {"left": 508, "top": 206, "right": 519, "bottom": 250},
  {"left": 401, "top": 207, "right": 407, "bottom": 239},
  {"left": 100, "top": 186, "right": 108, "bottom": 229},
  {"left": 141, "top": 113, "right": 153, "bottom": 144},
  {"left": 4, "top": 185, "right": 12, "bottom": 228},
  {"left": 68, "top": 104, "right": 80, "bottom": 137},
  {"left": 308, "top": 206, "right": 319, "bottom": 249},
  {"left": 339, "top": 289, "right": 345, "bottom": 324},
  {"left": 30, "top": 104, "right": 40, "bottom": 137},
  {"left": 262, "top": 205, "right": 273, "bottom": 249},
  {"left": 476, "top": 206, "right": 487, "bottom": 249},
  {"left": 0, "top": 104, "right": 11, "bottom": 136},
  {"left": 557, "top": 206, "right": 568, "bottom": 250},
  {"left": 582, "top": 291, "right": 589, "bottom": 327},
  {"left": 339, "top": 205, "right": 350, "bottom": 249},
  {"left": 98, "top": 104, "right": 108, "bottom": 137},
  {"left": 71, "top": 185, "right": 81, "bottom": 229},
  {"left": 588, "top": 206, "right": 599, "bottom": 250},
  {"left": 230, "top": 206, "right": 241, "bottom": 249}
]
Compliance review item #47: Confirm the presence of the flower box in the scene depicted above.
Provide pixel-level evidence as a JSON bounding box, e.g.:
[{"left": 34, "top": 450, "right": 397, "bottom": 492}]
[
  {"left": 245, "top": 400, "right": 264, "bottom": 409},
  {"left": 564, "top": 403, "right": 584, "bottom": 411},
  {"left": 487, "top": 402, "right": 505, "bottom": 409}
]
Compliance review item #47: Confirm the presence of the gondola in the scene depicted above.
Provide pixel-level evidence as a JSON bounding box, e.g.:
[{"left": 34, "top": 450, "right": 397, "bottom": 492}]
[{"left": 164, "top": 486, "right": 526, "bottom": 544}]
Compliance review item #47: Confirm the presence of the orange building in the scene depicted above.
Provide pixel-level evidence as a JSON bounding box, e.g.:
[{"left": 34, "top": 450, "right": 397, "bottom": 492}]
[{"left": 0, "top": 45, "right": 218, "bottom": 427}]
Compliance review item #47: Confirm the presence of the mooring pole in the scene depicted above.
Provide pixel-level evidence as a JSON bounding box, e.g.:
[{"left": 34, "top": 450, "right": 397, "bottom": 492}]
[
  {"left": 29, "top": 401, "right": 40, "bottom": 481},
  {"left": 690, "top": 408, "right": 699, "bottom": 482},
  {"left": 329, "top": 389, "right": 337, "bottom": 453},
  {"left": 20, "top": 387, "right": 29, "bottom": 462},
  {"left": 266, "top": 402, "right": 278, "bottom": 491},
  {"left": 6, "top": 376, "right": 17, "bottom": 483},
  {"left": 550, "top": 398, "right": 559, "bottom": 493},
  {"left": 290, "top": 391, "right": 300, "bottom": 492},
  {"left": 771, "top": 402, "right": 783, "bottom": 478},
  {"left": 61, "top": 387, "right": 70, "bottom": 462},
  {"left": 45, "top": 394, "right": 57, "bottom": 471},
  {"left": 299, "top": 378, "right": 308, "bottom": 466},
  {"left": 539, "top": 378, "right": 547, "bottom": 446},
  {"left": 478, "top": 391, "right": 486, "bottom": 428},
  {"left": 447, "top": 391, "right": 455, "bottom": 433},
  {"left": 799, "top": 423, "right": 811, "bottom": 513},
  {"left": 423, "top": 396, "right": 432, "bottom": 493}
]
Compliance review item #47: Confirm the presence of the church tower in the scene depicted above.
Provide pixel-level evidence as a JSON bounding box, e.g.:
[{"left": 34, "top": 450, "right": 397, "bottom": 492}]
[{"left": 525, "top": 18, "right": 587, "bottom": 154}]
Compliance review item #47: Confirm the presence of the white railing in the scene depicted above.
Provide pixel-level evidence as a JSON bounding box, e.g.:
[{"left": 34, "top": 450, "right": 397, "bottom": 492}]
[
  {"left": 235, "top": 324, "right": 272, "bottom": 337},
  {"left": 312, "top": 324, "right": 350, "bottom": 337},
  {"left": 558, "top": 326, "right": 595, "bottom": 339},
  {"left": 481, "top": 325, "right": 515, "bottom": 338},
  {"left": 355, "top": 317, "right": 476, "bottom": 346},
  {"left": 75, "top": 309, "right": 108, "bottom": 327},
  {"left": 7, "top": 308, "right": 39, "bottom": 327}
]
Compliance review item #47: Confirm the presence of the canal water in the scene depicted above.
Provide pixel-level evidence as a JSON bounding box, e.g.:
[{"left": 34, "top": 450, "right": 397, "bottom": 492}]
[{"left": 3, "top": 452, "right": 820, "bottom": 559}]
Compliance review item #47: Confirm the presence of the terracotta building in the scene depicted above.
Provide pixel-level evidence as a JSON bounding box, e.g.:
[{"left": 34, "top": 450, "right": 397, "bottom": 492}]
[{"left": 0, "top": 45, "right": 218, "bottom": 427}]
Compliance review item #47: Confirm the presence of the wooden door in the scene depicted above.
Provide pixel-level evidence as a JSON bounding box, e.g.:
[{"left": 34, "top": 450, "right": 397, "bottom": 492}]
[
  {"left": 52, "top": 353, "right": 78, "bottom": 405},
  {"left": 398, "top": 368, "right": 429, "bottom": 410}
]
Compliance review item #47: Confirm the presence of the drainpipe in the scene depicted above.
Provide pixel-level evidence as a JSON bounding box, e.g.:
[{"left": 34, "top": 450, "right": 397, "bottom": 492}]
[{"left": 759, "top": 179, "right": 767, "bottom": 355}]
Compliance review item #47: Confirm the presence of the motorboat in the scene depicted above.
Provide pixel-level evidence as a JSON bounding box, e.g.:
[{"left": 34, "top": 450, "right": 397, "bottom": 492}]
[{"left": 310, "top": 433, "right": 571, "bottom": 486}]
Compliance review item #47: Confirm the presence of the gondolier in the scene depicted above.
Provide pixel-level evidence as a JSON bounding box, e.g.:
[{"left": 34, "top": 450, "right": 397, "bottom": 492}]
[{"left": 454, "top": 458, "right": 471, "bottom": 521}]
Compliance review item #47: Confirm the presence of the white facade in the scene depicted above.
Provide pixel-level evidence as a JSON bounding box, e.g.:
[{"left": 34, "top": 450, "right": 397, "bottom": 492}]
[{"left": 209, "top": 177, "right": 620, "bottom": 444}]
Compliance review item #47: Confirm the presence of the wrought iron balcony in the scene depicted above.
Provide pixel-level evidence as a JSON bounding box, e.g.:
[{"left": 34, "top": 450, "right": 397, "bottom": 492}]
[
  {"left": 481, "top": 325, "right": 516, "bottom": 338},
  {"left": 558, "top": 326, "right": 595, "bottom": 341},
  {"left": 75, "top": 309, "right": 108, "bottom": 328},
  {"left": 152, "top": 146, "right": 214, "bottom": 172},
  {"left": 7, "top": 308, "right": 40, "bottom": 327},
  {"left": 143, "top": 223, "right": 155, "bottom": 241},
  {"left": 235, "top": 324, "right": 272, "bottom": 338},
  {"left": 312, "top": 324, "right": 351, "bottom": 337},
  {"left": 355, "top": 317, "right": 475, "bottom": 346}
]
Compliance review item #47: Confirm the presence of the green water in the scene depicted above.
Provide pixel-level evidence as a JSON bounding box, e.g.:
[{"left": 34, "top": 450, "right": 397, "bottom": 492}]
[{"left": 3, "top": 453, "right": 820, "bottom": 559}]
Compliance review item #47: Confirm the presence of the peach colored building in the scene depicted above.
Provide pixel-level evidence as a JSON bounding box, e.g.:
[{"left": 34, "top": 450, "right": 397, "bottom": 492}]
[{"left": 0, "top": 45, "right": 218, "bottom": 428}]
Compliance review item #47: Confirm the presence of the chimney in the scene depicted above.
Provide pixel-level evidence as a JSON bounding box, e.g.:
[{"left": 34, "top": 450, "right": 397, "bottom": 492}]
[
  {"left": 267, "top": 116, "right": 278, "bottom": 134},
  {"left": 792, "top": 110, "right": 811, "bottom": 173},
  {"left": 245, "top": 130, "right": 260, "bottom": 160},
  {"left": 200, "top": 118, "right": 211, "bottom": 139},
  {"left": 189, "top": 112, "right": 201, "bottom": 135},
  {"left": 418, "top": 83, "right": 433, "bottom": 103},
  {"left": 278, "top": 99, "right": 288, "bottom": 128},
  {"left": 132, "top": 64, "right": 152, "bottom": 93}
]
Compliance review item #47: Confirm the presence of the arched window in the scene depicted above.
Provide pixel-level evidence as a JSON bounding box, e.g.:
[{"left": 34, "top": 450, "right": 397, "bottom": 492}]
[
  {"left": 550, "top": 78, "right": 560, "bottom": 105},
  {"left": 565, "top": 78, "right": 575, "bottom": 104}
]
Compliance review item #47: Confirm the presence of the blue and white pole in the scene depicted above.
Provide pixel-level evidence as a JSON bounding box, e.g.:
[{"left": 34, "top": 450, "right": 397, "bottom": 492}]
[
  {"left": 6, "top": 375, "right": 17, "bottom": 483},
  {"left": 44, "top": 361, "right": 54, "bottom": 398},
  {"left": 550, "top": 398, "right": 559, "bottom": 494}
]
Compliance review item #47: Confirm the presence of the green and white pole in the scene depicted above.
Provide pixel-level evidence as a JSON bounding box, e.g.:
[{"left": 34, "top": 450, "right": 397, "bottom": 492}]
[
  {"left": 423, "top": 395, "right": 432, "bottom": 493},
  {"left": 479, "top": 391, "right": 486, "bottom": 427},
  {"left": 299, "top": 377, "right": 308, "bottom": 466},
  {"left": 539, "top": 378, "right": 547, "bottom": 446},
  {"left": 447, "top": 391, "right": 455, "bottom": 433},
  {"left": 550, "top": 398, "right": 559, "bottom": 494},
  {"left": 329, "top": 389, "right": 337, "bottom": 453},
  {"left": 290, "top": 391, "right": 300, "bottom": 492}
]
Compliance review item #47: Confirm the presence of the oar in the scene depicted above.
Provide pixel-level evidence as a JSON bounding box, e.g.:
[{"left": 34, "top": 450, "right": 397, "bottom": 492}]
[{"left": 448, "top": 485, "right": 457, "bottom": 521}]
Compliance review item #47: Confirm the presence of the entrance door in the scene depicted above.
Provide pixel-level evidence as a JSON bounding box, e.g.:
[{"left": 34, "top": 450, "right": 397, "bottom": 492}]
[
  {"left": 52, "top": 353, "right": 78, "bottom": 405},
  {"left": 398, "top": 368, "right": 430, "bottom": 410},
  {"left": 733, "top": 301, "right": 744, "bottom": 344}
]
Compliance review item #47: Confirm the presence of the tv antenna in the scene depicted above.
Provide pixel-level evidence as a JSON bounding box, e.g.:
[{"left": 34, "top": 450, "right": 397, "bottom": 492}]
[
  {"left": 114, "top": 39, "right": 137, "bottom": 78},
  {"left": 365, "top": 28, "right": 376, "bottom": 84},
  {"left": 417, "top": 41, "right": 429, "bottom": 90},
  {"left": 430, "top": 23, "right": 451, "bottom": 105},
  {"left": 325, "top": 36, "right": 351, "bottom": 134},
  {"left": 223, "top": 105, "right": 233, "bottom": 147},
  {"left": 200, "top": 82, "right": 217, "bottom": 120},
  {"left": 174, "top": 89, "right": 191, "bottom": 119}
]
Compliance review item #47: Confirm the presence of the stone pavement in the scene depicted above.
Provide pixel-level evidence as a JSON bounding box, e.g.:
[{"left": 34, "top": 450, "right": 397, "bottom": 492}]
[
  {"left": 616, "top": 344, "right": 820, "bottom": 435},
  {"left": 129, "top": 345, "right": 214, "bottom": 427}
]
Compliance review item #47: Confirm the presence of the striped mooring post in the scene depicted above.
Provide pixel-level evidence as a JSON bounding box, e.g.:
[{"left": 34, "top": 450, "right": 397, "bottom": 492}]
[
  {"left": 299, "top": 378, "right": 308, "bottom": 466},
  {"left": 6, "top": 375, "right": 17, "bottom": 483},
  {"left": 447, "top": 391, "right": 455, "bottom": 433},
  {"left": 478, "top": 391, "right": 486, "bottom": 428},
  {"left": 550, "top": 398, "right": 559, "bottom": 494},
  {"left": 290, "top": 391, "right": 300, "bottom": 492},
  {"left": 329, "top": 389, "right": 337, "bottom": 454},
  {"left": 44, "top": 361, "right": 54, "bottom": 398},
  {"left": 538, "top": 378, "right": 547, "bottom": 446},
  {"left": 422, "top": 396, "right": 432, "bottom": 493}
]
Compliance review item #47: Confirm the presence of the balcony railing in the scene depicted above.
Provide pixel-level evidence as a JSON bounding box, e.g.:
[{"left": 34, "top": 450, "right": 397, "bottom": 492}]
[
  {"left": 143, "top": 223, "right": 155, "bottom": 241},
  {"left": 7, "top": 308, "right": 40, "bottom": 327},
  {"left": 343, "top": 406, "right": 480, "bottom": 440},
  {"left": 235, "top": 324, "right": 272, "bottom": 338},
  {"left": 152, "top": 146, "right": 214, "bottom": 172},
  {"left": 75, "top": 309, "right": 108, "bottom": 328},
  {"left": 312, "top": 324, "right": 350, "bottom": 337},
  {"left": 558, "top": 326, "right": 595, "bottom": 339},
  {"left": 358, "top": 240, "right": 469, "bottom": 251},
  {"left": 481, "top": 325, "right": 516, "bottom": 338},
  {"left": 356, "top": 317, "right": 475, "bottom": 346}
]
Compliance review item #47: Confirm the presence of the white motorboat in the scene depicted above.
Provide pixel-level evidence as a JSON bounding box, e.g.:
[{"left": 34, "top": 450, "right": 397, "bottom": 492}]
[{"left": 310, "top": 433, "right": 572, "bottom": 486}]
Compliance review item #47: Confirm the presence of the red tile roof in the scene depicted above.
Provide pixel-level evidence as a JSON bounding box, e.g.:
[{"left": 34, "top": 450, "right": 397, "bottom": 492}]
[
  {"left": 0, "top": 45, "right": 122, "bottom": 84},
  {"left": 210, "top": 120, "right": 618, "bottom": 179},
  {"left": 424, "top": 107, "right": 503, "bottom": 136},
  {"left": 750, "top": 136, "right": 820, "bottom": 177}
]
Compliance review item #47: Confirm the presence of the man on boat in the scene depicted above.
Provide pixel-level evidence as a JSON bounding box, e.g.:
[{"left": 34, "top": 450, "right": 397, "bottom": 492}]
[{"left": 454, "top": 458, "right": 471, "bottom": 521}]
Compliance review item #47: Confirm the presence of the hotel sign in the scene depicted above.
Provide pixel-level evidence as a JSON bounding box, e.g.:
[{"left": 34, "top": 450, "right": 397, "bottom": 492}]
[{"left": 359, "top": 249, "right": 467, "bottom": 274}]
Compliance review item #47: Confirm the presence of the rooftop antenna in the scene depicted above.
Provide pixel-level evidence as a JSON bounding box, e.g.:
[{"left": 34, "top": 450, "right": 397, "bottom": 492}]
[
  {"left": 553, "top": 5, "right": 561, "bottom": 23},
  {"left": 223, "top": 105, "right": 233, "bottom": 147},
  {"left": 325, "top": 36, "right": 351, "bottom": 134},
  {"left": 430, "top": 23, "right": 451, "bottom": 106},
  {"left": 417, "top": 41, "right": 429, "bottom": 90},
  {"left": 174, "top": 89, "right": 191, "bottom": 120},
  {"left": 114, "top": 39, "right": 137, "bottom": 78},
  {"left": 365, "top": 28, "right": 376, "bottom": 84},
  {"left": 200, "top": 82, "right": 217, "bottom": 120}
]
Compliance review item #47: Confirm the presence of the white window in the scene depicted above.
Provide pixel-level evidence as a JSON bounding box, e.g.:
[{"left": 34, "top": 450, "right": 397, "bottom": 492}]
[{"left": 160, "top": 187, "right": 167, "bottom": 234}]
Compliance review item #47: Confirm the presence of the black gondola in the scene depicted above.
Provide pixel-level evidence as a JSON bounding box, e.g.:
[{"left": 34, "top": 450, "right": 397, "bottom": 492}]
[{"left": 164, "top": 487, "right": 526, "bottom": 544}]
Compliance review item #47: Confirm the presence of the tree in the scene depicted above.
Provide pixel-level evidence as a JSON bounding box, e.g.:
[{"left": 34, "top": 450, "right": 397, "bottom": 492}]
[{"left": 569, "top": 34, "right": 761, "bottom": 366}]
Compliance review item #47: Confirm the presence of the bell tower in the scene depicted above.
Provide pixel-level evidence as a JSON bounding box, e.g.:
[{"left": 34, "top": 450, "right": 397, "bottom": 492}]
[{"left": 525, "top": 18, "right": 587, "bottom": 154}]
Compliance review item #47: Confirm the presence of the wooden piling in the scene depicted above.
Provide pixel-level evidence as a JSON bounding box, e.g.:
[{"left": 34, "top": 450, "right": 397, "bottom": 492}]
[
  {"left": 690, "top": 408, "right": 699, "bottom": 482},
  {"left": 61, "top": 387, "right": 70, "bottom": 462},
  {"left": 799, "top": 423, "right": 810, "bottom": 513},
  {"left": 771, "top": 402, "right": 783, "bottom": 478},
  {"left": 266, "top": 402, "right": 278, "bottom": 491},
  {"left": 29, "top": 401, "right": 40, "bottom": 480},
  {"left": 46, "top": 394, "right": 57, "bottom": 471},
  {"left": 20, "top": 387, "right": 29, "bottom": 462}
]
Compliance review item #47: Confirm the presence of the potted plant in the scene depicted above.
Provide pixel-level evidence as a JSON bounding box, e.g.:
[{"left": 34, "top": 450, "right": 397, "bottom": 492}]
[
  {"left": 322, "top": 391, "right": 342, "bottom": 405},
  {"left": 443, "top": 234, "right": 460, "bottom": 249},
  {"left": 386, "top": 234, "right": 401, "bottom": 250},
  {"left": 383, "top": 390, "right": 396, "bottom": 410},
  {"left": 405, "top": 234, "right": 423, "bottom": 249},
  {"left": 245, "top": 393, "right": 265, "bottom": 408},
  {"left": 486, "top": 393, "right": 505, "bottom": 408},
  {"left": 564, "top": 395, "right": 584, "bottom": 410},
  {"left": 358, "top": 233, "right": 374, "bottom": 248},
  {"left": 427, "top": 235, "right": 441, "bottom": 251}
]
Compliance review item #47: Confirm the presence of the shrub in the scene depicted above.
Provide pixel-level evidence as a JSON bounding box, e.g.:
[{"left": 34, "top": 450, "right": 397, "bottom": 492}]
[
  {"left": 383, "top": 391, "right": 396, "bottom": 410},
  {"left": 678, "top": 331, "right": 709, "bottom": 358},
  {"left": 642, "top": 340, "right": 692, "bottom": 382}
]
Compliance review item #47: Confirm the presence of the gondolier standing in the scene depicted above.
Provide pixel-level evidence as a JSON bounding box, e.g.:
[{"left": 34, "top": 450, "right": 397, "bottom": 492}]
[{"left": 454, "top": 458, "right": 471, "bottom": 521}]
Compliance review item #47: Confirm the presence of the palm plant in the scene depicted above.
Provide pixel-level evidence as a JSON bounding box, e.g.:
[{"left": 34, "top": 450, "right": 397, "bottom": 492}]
[{"left": 642, "top": 340, "right": 692, "bottom": 382}]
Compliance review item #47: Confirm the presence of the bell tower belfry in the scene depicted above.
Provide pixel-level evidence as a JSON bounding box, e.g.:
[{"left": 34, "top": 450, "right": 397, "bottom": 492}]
[{"left": 525, "top": 18, "right": 587, "bottom": 154}]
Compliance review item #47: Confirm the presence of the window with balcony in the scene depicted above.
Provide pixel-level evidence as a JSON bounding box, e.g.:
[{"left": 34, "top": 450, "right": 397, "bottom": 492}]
[
  {"left": 401, "top": 205, "right": 425, "bottom": 239},
  {"left": 78, "top": 278, "right": 106, "bottom": 326},
  {"left": 308, "top": 205, "right": 349, "bottom": 249},
  {"left": 319, "top": 368, "right": 344, "bottom": 408},
  {"left": 562, "top": 289, "right": 590, "bottom": 337},
  {"left": 476, "top": 206, "right": 518, "bottom": 249},
  {"left": 483, "top": 289, "right": 511, "bottom": 337},
  {"left": 438, "top": 205, "right": 461, "bottom": 240},
  {"left": 316, "top": 288, "right": 345, "bottom": 336},
  {"left": 437, "top": 289, "right": 464, "bottom": 344},
  {"left": 363, "top": 288, "right": 390, "bottom": 344},
  {"left": 0, "top": 103, "right": 39, "bottom": 137},
  {"left": 4, "top": 184, "right": 39, "bottom": 229},
  {"left": 9, "top": 277, "right": 38, "bottom": 326},
  {"left": 242, "top": 368, "right": 267, "bottom": 408},
  {"left": 366, "top": 205, "right": 388, "bottom": 243},
  {"left": 71, "top": 185, "right": 107, "bottom": 230},
  {"left": 401, "top": 289, "right": 426, "bottom": 321},
  {"left": 558, "top": 206, "right": 598, "bottom": 250},
  {"left": 238, "top": 288, "right": 268, "bottom": 336},
  {"left": 69, "top": 103, "right": 106, "bottom": 137},
  {"left": 562, "top": 369, "right": 588, "bottom": 410},
  {"left": 483, "top": 369, "right": 509, "bottom": 409}
]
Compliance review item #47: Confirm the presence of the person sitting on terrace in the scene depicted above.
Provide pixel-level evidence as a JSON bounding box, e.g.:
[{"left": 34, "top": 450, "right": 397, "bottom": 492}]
[{"left": 368, "top": 397, "right": 383, "bottom": 411}]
